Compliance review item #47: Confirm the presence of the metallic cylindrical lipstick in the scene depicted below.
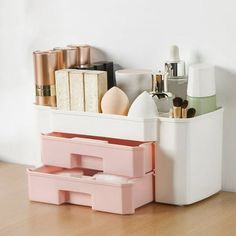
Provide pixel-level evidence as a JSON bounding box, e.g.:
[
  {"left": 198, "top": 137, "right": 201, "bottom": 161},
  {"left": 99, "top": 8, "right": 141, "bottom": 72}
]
[
  {"left": 67, "top": 44, "right": 91, "bottom": 66},
  {"left": 33, "top": 50, "right": 57, "bottom": 107},
  {"left": 53, "top": 47, "right": 78, "bottom": 69}
]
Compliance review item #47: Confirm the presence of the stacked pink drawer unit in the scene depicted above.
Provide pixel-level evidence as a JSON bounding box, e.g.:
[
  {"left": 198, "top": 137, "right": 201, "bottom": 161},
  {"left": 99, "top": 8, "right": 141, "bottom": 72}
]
[{"left": 28, "top": 132, "right": 155, "bottom": 214}]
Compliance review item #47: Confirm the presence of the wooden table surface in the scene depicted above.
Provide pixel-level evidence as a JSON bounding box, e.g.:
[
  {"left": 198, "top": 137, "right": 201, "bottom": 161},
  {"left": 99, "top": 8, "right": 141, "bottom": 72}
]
[{"left": 1, "top": 162, "right": 236, "bottom": 236}]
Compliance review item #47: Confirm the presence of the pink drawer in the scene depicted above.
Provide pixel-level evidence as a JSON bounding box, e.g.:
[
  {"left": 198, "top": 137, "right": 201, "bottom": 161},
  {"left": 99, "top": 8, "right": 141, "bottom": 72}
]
[
  {"left": 41, "top": 132, "right": 154, "bottom": 178},
  {"left": 27, "top": 166, "right": 154, "bottom": 214}
]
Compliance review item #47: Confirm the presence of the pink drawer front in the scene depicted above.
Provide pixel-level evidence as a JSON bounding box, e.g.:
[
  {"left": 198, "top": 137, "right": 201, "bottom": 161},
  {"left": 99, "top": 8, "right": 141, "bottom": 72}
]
[
  {"left": 27, "top": 166, "right": 154, "bottom": 215},
  {"left": 41, "top": 133, "right": 154, "bottom": 178}
]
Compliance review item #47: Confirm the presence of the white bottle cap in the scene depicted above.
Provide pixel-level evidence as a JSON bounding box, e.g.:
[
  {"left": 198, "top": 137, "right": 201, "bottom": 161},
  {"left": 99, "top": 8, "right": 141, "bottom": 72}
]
[
  {"left": 187, "top": 64, "right": 216, "bottom": 97},
  {"left": 169, "top": 45, "right": 180, "bottom": 62}
]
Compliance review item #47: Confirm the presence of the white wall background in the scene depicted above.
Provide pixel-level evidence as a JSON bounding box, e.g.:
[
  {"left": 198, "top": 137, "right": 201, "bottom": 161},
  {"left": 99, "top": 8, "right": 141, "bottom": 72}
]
[{"left": 0, "top": 0, "right": 236, "bottom": 191}]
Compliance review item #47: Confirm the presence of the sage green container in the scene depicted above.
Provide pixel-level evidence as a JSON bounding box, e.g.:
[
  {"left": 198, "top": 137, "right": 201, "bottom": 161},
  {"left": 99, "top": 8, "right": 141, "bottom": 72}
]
[
  {"left": 187, "top": 64, "right": 216, "bottom": 116},
  {"left": 187, "top": 95, "right": 216, "bottom": 116}
]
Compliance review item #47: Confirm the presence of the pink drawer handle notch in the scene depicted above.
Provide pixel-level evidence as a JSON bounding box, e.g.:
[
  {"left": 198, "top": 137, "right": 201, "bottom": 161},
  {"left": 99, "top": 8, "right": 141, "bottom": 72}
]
[{"left": 41, "top": 133, "right": 153, "bottom": 177}]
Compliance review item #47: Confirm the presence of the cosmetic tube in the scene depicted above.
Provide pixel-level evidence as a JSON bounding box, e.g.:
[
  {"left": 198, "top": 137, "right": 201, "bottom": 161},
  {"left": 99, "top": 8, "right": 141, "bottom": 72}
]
[
  {"left": 67, "top": 44, "right": 91, "bottom": 66},
  {"left": 33, "top": 50, "right": 57, "bottom": 107},
  {"left": 54, "top": 47, "right": 78, "bottom": 69}
]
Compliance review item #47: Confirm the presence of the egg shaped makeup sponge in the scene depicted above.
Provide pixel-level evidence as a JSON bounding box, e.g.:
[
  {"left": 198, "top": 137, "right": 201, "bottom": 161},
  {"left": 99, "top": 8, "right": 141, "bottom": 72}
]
[
  {"left": 101, "top": 86, "right": 129, "bottom": 115},
  {"left": 128, "top": 91, "right": 159, "bottom": 118}
]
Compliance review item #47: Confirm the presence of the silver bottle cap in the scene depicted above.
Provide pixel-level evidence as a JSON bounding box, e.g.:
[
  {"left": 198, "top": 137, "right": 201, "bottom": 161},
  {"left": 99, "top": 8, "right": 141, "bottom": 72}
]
[
  {"left": 165, "top": 45, "right": 185, "bottom": 78},
  {"left": 152, "top": 71, "right": 164, "bottom": 93},
  {"left": 151, "top": 71, "right": 173, "bottom": 99}
]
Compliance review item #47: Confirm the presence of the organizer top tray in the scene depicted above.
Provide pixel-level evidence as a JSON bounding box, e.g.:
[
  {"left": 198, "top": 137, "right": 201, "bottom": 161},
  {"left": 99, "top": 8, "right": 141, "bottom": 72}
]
[
  {"left": 36, "top": 105, "right": 159, "bottom": 141},
  {"left": 159, "top": 107, "right": 223, "bottom": 123}
]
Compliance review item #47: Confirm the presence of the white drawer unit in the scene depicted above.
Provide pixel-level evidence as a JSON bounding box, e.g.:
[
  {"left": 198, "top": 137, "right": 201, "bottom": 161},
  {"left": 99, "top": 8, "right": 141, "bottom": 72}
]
[{"left": 32, "top": 105, "right": 224, "bottom": 211}]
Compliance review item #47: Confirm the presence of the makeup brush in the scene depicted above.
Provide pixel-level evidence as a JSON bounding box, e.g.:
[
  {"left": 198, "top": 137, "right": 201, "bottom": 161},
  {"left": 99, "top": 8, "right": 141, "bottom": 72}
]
[
  {"left": 173, "top": 97, "right": 183, "bottom": 118},
  {"left": 187, "top": 108, "right": 196, "bottom": 118},
  {"left": 169, "top": 108, "right": 174, "bottom": 118},
  {"left": 181, "top": 100, "right": 188, "bottom": 118}
]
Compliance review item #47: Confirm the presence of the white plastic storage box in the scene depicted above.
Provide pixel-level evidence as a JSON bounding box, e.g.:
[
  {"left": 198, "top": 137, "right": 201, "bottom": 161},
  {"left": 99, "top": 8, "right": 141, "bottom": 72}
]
[
  {"left": 27, "top": 166, "right": 154, "bottom": 214},
  {"left": 41, "top": 132, "right": 154, "bottom": 177},
  {"left": 155, "top": 108, "right": 223, "bottom": 205},
  {"left": 36, "top": 105, "right": 159, "bottom": 142}
]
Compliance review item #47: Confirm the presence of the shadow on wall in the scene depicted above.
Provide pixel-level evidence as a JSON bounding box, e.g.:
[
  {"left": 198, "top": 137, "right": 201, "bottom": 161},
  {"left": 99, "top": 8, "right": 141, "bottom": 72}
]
[
  {"left": 91, "top": 47, "right": 107, "bottom": 63},
  {"left": 215, "top": 67, "right": 236, "bottom": 192}
]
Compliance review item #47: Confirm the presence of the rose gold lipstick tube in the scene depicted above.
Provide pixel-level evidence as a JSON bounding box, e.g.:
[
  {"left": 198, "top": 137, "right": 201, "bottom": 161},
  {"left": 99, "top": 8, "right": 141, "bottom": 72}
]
[
  {"left": 53, "top": 47, "right": 78, "bottom": 69},
  {"left": 33, "top": 50, "right": 57, "bottom": 107},
  {"left": 67, "top": 44, "right": 91, "bottom": 66}
]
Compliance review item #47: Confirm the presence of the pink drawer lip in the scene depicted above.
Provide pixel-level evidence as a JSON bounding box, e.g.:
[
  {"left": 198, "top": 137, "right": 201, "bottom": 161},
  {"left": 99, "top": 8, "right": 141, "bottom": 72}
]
[
  {"left": 27, "top": 166, "right": 154, "bottom": 214},
  {"left": 41, "top": 132, "right": 154, "bottom": 177}
]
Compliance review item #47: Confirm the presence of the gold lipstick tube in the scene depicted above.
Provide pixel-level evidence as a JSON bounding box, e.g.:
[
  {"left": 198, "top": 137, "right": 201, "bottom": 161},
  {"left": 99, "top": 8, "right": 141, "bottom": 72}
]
[
  {"left": 53, "top": 47, "right": 78, "bottom": 69},
  {"left": 33, "top": 50, "right": 57, "bottom": 107},
  {"left": 67, "top": 44, "right": 91, "bottom": 66},
  {"left": 152, "top": 72, "right": 163, "bottom": 92}
]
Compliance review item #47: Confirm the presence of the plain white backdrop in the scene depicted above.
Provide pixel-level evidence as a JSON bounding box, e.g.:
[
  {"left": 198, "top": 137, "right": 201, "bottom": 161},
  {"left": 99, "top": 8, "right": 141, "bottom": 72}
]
[{"left": 0, "top": 0, "right": 236, "bottom": 191}]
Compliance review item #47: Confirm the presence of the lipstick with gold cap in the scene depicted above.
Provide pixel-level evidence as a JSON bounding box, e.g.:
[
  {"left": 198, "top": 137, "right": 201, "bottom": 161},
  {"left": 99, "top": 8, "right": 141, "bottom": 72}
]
[{"left": 33, "top": 50, "right": 58, "bottom": 107}]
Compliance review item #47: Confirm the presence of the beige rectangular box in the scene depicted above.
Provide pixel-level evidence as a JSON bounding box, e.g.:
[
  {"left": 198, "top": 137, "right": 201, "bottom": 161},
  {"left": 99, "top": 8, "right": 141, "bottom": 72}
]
[
  {"left": 69, "top": 70, "right": 84, "bottom": 111},
  {"left": 55, "top": 69, "right": 71, "bottom": 111},
  {"left": 84, "top": 71, "right": 107, "bottom": 112}
]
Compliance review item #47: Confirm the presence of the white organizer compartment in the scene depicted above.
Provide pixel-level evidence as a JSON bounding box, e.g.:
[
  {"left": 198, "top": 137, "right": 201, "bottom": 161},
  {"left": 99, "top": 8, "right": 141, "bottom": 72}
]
[
  {"left": 155, "top": 108, "right": 223, "bottom": 205},
  {"left": 36, "top": 105, "right": 158, "bottom": 142}
]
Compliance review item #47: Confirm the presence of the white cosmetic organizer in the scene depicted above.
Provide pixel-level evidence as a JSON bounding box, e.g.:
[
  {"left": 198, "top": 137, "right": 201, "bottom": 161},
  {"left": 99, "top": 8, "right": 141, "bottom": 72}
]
[{"left": 36, "top": 106, "right": 223, "bottom": 205}]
